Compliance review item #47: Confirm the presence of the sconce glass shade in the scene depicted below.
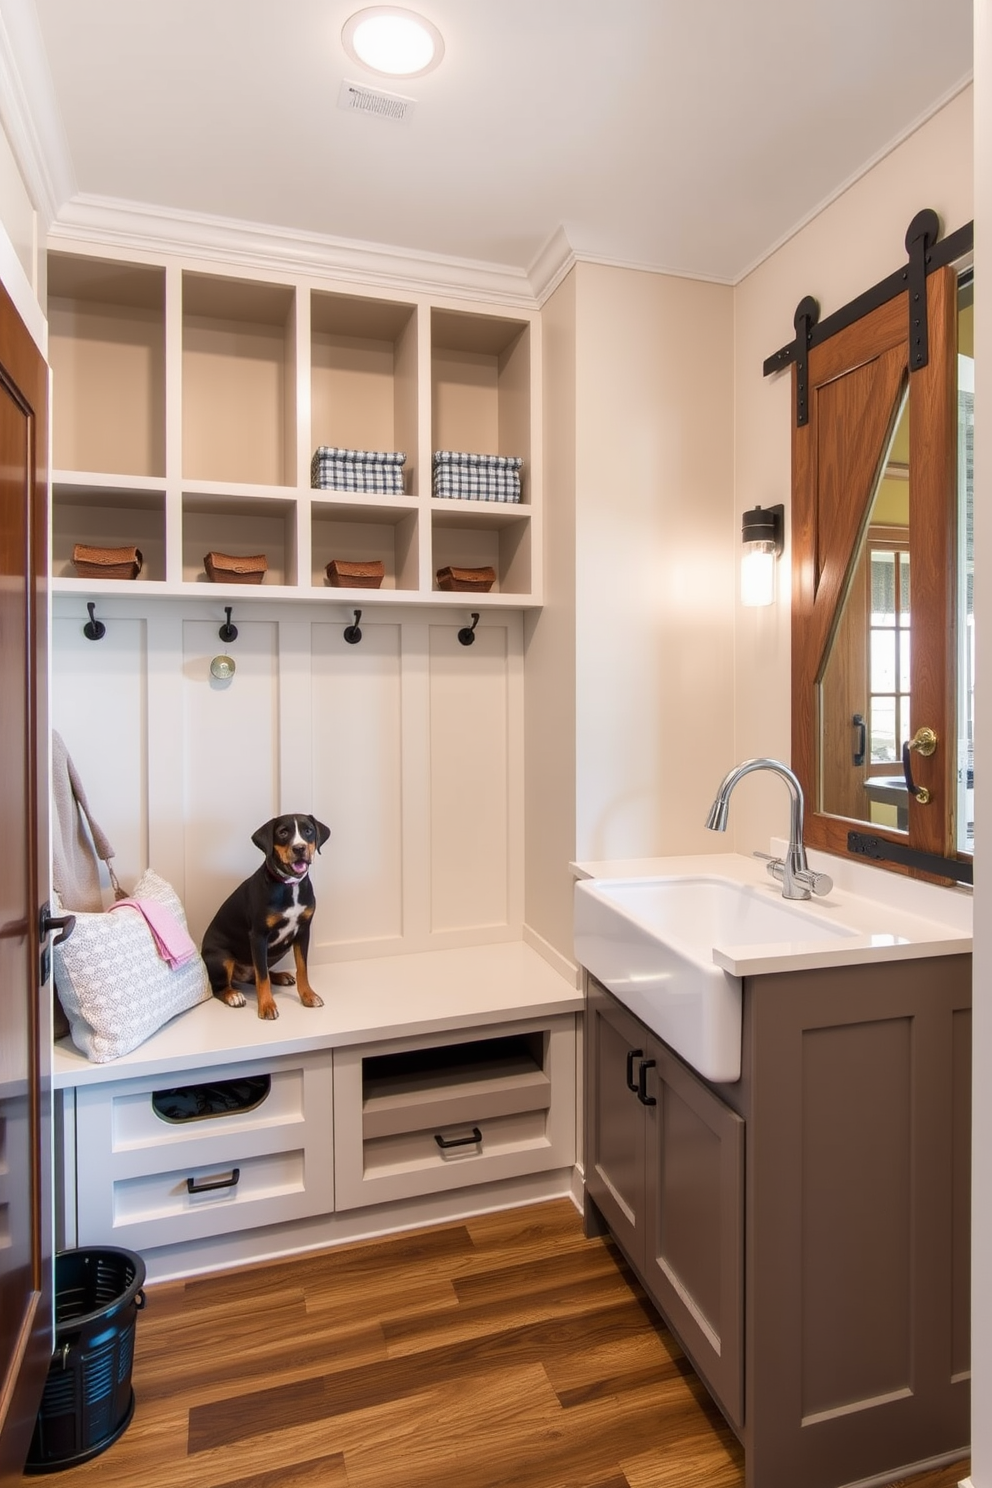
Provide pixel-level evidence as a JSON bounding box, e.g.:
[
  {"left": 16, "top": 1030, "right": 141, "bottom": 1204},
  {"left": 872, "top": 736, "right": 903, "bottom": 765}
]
[{"left": 740, "top": 504, "right": 784, "bottom": 608}]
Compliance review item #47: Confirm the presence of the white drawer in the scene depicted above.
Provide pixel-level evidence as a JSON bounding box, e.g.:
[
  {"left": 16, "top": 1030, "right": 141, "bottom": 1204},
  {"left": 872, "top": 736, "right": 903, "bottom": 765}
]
[
  {"left": 73, "top": 1052, "right": 334, "bottom": 1249},
  {"left": 333, "top": 1016, "right": 575, "bottom": 1210}
]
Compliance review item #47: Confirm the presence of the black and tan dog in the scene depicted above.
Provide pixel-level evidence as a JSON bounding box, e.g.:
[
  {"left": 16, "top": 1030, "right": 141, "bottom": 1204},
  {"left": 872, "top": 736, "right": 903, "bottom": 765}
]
[{"left": 201, "top": 814, "right": 330, "bottom": 1020}]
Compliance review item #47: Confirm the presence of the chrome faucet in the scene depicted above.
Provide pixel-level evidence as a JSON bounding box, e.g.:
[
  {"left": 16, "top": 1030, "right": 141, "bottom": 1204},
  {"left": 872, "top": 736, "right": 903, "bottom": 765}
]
[{"left": 705, "top": 757, "right": 833, "bottom": 901}]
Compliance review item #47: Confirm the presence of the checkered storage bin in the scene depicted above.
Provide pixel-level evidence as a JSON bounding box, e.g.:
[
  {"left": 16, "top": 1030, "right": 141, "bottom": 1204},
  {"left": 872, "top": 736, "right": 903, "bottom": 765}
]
[
  {"left": 432, "top": 450, "right": 522, "bottom": 503},
  {"left": 311, "top": 447, "right": 407, "bottom": 495}
]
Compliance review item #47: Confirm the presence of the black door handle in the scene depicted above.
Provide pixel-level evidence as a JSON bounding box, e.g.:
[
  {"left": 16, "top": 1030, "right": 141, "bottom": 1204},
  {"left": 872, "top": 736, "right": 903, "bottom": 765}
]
[
  {"left": 40, "top": 902, "right": 76, "bottom": 945},
  {"left": 852, "top": 713, "right": 866, "bottom": 767},
  {"left": 637, "top": 1059, "right": 657, "bottom": 1106},
  {"left": 625, "top": 1048, "right": 644, "bottom": 1092}
]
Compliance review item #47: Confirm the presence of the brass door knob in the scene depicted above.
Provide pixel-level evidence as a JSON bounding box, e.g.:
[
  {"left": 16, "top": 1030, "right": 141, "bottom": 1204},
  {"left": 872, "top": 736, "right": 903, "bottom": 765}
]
[{"left": 902, "top": 726, "right": 938, "bottom": 804}]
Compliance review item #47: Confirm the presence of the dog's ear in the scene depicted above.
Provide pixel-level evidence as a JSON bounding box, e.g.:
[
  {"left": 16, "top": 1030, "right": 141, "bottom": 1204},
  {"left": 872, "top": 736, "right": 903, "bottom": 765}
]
[
  {"left": 251, "top": 819, "right": 277, "bottom": 856},
  {"left": 310, "top": 816, "right": 331, "bottom": 853}
]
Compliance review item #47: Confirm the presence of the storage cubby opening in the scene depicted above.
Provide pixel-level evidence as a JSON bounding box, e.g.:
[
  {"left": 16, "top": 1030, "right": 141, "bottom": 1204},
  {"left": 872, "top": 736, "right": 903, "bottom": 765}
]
[
  {"left": 52, "top": 485, "right": 168, "bottom": 582},
  {"left": 151, "top": 1074, "right": 272, "bottom": 1123},
  {"left": 48, "top": 253, "right": 166, "bottom": 479},
  {"left": 183, "top": 273, "right": 296, "bottom": 487},
  {"left": 431, "top": 310, "right": 530, "bottom": 496},
  {"left": 431, "top": 512, "right": 532, "bottom": 595},
  {"left": 362, "top": 1031, "right": 545, "bottom": 1101},
  {"left": 311, "top": 503, "right": 419, "bottom": 590},
  {"left": 311, "top": 292, "right": 418, "bottom": 494},
  {"left": 182, "top": 493, "right": 298, "bottom": 586}
]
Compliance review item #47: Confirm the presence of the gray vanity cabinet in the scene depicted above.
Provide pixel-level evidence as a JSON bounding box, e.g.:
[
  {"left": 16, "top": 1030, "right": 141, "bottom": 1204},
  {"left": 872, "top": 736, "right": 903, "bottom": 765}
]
[
  {"left": 585, "top": 952, "right": 972, "bottom": 1488},
  {"left": 584, "top": 978, "right": 744, "bottom": 1429}
]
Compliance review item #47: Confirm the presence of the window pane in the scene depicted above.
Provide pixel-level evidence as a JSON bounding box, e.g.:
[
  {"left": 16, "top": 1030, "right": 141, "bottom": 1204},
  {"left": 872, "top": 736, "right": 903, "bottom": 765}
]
[
  {"left": 871, "top": 553, "right": 896, "bottom": 624},
  {"left": 899, "top": 551, "right": 911, "bottom": 622},
  {"left": 871, "top": 630, "right": 896, "bottom": 693},
  {"left": 871, "top": 696, "right": 897, "bottom": 764}
]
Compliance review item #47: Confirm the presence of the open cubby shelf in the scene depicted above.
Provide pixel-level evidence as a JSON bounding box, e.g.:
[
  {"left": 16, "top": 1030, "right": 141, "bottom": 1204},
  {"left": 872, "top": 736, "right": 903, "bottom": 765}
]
[{"left": 48, "top": 248, "right": 543, "bottom": 608}]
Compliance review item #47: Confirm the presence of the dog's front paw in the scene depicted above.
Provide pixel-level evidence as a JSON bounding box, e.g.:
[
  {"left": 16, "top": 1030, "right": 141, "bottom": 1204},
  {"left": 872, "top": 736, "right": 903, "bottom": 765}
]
[
  {"left": 257, "top": 1000, "right": 279, "bottom": 1020},
  {"left": 218, "top": 989, "right": 246, "bottom": 1009},
  {"left": 299, "top": 988, "right": 324, "bottom": 1009}
]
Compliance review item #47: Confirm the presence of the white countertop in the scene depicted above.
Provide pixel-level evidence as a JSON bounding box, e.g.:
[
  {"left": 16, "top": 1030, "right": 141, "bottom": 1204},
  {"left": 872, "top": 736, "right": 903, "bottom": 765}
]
[
  {"left": 52, "top": 941, "right": 582, "bottom": 1089},
  {"left": 571, "top": 850, "right": 972, "bottom": 977}
]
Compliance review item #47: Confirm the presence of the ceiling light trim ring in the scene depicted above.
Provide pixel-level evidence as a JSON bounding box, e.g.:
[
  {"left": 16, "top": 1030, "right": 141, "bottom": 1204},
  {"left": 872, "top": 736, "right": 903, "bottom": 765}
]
[{"left": 341, "top": 7, "right": 444, "bottom": 79}]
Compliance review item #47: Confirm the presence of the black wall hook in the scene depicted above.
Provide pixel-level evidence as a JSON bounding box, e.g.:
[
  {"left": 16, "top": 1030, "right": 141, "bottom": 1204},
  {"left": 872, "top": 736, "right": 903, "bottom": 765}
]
[
  {"left": 219, "top": 606, "right": 238, "bottom": 643},
  {"left": 83, "top": 602, "right": 106, "bottom": 641},
  {"left": 344, "top": 609, "right": 363, "bottom": 645},
  {"left": 457, "top": 612, "right": 480, "bottom": 646}
]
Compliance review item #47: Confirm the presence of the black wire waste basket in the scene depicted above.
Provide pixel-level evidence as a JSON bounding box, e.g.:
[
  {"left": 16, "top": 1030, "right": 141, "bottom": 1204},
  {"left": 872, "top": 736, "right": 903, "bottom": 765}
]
[{"left": 25, "top": 1246, "right": 146, "bottom": 1473}]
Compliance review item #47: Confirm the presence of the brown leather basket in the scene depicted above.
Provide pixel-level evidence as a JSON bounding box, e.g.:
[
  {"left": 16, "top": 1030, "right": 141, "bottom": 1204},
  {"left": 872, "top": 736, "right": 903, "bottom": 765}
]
[
  {"left": 325, "top": 558, "right": 385, "bottom": 588},
  {"left": 203, "top": 552, "right": 267, "bottom": 584},
  {"left": 436, "top": 565, "right": 496, "bottom": 592},
  {"left": 71, "top": 544, "right": 143, "bottom": 580}
]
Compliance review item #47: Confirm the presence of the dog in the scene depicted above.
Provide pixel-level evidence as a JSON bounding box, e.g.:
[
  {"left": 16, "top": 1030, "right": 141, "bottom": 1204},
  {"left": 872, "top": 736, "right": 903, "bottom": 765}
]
[{"left": 201, "top": 814, "right": 330, "bottom": 1020}]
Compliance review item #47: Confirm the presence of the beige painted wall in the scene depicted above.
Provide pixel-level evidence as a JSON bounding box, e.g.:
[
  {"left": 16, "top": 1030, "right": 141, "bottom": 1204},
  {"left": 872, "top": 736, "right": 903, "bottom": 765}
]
[
  {"left": 573, "top": 262, "right": 736, "bottom": 866},
  {"left": 524, "top": 268, "right": 577, "bottom": 976},
  {"left": 732, "top": 84, "right": 974, "bottom": 852},
  {"left": 0, "top": 120, "right": 35, "bottom": 286},
  {"left": 524, "top": 262, "right": 735, "bottom": 972}
]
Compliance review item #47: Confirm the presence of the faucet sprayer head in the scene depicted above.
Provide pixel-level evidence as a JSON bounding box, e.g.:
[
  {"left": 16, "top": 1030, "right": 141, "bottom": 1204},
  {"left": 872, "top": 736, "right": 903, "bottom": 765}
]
[{"left": 705, "top": 798, "right": 729, "bottom": 832}]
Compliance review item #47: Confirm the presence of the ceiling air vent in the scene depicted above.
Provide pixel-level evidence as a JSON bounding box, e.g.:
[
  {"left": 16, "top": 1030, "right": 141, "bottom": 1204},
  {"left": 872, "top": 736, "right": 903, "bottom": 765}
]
[{"left": 338, "top": 80, "right": 415, "bottom": 123}]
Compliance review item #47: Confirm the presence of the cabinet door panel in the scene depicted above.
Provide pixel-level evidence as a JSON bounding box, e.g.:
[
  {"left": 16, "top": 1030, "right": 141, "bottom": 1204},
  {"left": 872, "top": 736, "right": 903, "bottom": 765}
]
[
  {"left": 644, "top": 1041, "right": 743, "bottom": 1430},
  {"left": 585, "top": 983, "right": 647, "bottom": 1271}
]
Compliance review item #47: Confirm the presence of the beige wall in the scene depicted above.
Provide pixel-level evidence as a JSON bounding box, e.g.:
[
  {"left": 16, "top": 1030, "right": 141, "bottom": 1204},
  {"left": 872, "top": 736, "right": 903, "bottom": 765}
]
[
  {"left": 524, "top": 268, "right": 577, "bottom": 975},
  {"left": 573, "top": 262, "right": 735, "bottom": 865},
  {"left": 0, "top": 115, "right": 44, "bottom": 347},
  {"left": 525, "top": 262, "right": 735, "bottom": 972},
  {"left": 732, "top": 84, "right": 974, "bottom": 852}
]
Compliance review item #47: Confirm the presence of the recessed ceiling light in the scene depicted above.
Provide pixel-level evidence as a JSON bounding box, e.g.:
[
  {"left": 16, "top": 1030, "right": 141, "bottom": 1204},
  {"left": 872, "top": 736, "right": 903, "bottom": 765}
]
[{"left": 342, "top": 7, "right": 444, "bottom": 79}]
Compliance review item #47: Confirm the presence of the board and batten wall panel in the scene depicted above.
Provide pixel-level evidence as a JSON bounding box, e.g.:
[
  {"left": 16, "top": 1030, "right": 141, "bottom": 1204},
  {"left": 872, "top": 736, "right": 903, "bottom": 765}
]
[
  {"left": 51, "top": 596, "right": 523, "bottom": 962},
  {"left": 428, "top": 620, "right": 517, "bottom": 934},
  {"left": 310, "top": 617, "right": 404, "bottom": 950},
  {"left": 182, "top": 619, "right": 281, "bottom": 944},
  {"left": 51, "top": 613, "right": 148, "bottom": 891}
]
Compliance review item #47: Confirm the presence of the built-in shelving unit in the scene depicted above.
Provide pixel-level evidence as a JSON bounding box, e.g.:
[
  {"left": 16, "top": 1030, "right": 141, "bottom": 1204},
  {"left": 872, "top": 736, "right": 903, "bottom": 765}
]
[{"left": 47, "top": 247, "right": 543, "bottom": 607}]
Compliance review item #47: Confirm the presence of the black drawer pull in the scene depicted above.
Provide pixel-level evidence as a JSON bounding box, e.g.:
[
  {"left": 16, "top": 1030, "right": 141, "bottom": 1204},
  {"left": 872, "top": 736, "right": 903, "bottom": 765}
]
[
  {"left": 637, "top": 1059, "right": 657, "bottom": 1106},
  {"left": 625, "top": 1048, "right": 644, "bottom": 1092},
  {"left": 186, "top": 1167, "right": 240, "bottom": 1194},
  {"left": 434, "top": 1127, "right": 482, "bottom": 1150}
]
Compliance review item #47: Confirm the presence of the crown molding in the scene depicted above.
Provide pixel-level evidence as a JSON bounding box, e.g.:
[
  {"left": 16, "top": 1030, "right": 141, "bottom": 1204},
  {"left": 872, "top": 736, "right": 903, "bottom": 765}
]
[
  {"left": 48, "top": 194, "right": 549, "bottom": 308},
  {"left": 528, "top": 224, "right": 576, "bottom": 304},
  {"left": 0, "top": 0, "right": 75, "bottom": 226}
]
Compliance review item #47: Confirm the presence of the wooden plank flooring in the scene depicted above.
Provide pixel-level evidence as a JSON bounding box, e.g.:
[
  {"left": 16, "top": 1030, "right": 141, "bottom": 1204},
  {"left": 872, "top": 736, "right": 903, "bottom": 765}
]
[{"left": 48, "top": 1200, "right": 969, "bottom": 1488}]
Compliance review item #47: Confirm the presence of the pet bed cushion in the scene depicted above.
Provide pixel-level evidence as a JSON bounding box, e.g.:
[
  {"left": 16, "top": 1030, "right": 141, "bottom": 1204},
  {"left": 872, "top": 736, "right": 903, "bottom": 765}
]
[{"left": 54, "top": 870, "right": 211, "bottom": 1063}]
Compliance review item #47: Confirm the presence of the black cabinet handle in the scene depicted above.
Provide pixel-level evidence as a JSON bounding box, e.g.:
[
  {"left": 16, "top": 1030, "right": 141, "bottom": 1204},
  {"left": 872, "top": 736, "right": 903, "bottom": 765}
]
[
  {"left": 434, "top": 1127, "right": 482, "bottom": 1150},
  {"left": 625, "top": 1048, "right": 644, "bottom": 1092},
  {"left": 852, "top": 713, "right": 866, "bottom": 767},
  {"left": 637, "top": 1059, "right": 657, "bottom": 1106},
  {"left": 187, "top": 1167, "right": 240, "bottom": 1194}
]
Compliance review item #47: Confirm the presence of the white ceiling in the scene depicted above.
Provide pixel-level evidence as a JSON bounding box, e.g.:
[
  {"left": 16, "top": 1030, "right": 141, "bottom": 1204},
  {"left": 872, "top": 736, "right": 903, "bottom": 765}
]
[{"left": 17, "top": 0, "right": 976, "bottom": 293}]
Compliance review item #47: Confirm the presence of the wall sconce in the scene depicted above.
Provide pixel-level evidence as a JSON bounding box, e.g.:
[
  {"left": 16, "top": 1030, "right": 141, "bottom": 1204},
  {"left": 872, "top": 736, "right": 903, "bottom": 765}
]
[{"left": 740, "top": 504, "right": 784, "bottom": 607}]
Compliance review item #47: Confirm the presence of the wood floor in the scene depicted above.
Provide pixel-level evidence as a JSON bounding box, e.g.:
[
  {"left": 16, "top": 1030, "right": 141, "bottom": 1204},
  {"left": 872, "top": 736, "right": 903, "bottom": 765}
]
[{"left": 49, "top": 1200, "right": 969, "bottom": 1488}]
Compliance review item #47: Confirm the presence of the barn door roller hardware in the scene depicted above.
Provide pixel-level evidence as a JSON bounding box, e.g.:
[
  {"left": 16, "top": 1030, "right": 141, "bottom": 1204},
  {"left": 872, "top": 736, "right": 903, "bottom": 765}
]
[{"left": 763, "top": 210, "right": 973, "bottom": 427}]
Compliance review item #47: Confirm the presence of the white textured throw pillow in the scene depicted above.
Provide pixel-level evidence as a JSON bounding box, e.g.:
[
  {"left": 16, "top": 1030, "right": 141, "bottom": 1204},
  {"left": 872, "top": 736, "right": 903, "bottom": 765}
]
[{"left": 54, "top": 870, "right": 211, "bottom": 1063}]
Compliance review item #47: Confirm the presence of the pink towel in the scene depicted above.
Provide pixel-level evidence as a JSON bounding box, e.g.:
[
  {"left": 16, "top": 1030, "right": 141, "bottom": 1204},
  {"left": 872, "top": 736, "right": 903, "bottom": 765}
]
[{"left": 108, "top": 897, "right": 199, "bottom": 969}]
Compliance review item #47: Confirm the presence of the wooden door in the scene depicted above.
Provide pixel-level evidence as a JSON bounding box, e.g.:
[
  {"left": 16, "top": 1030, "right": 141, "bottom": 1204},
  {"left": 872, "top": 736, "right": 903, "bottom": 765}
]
[
  {"left": 793, "top": 266, "right": 958, "bottom": 865},
  {"left": 0, "top": 275, "right": 51, "bottom": 1483},
  {"left": 584, "top": 980, "right": 648, "bottom": 1272}
]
